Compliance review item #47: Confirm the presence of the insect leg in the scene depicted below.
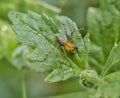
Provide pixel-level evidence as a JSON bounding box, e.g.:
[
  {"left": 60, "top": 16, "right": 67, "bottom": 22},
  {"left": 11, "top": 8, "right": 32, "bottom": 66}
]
[
  {"left": 58, "top": 50, "right": 64, "bottom": 80},
  {"left": 41, "top": 49, "right": 53, "bottom": 62},
  {"left": 61, "top": 46, "right": 74, "bottom": 74},
  {"left": 71, "top": 28, "right": 88, "bottom": 51},
  {"left": 61, "top": 23, "right": 71, "bottom": 42},
  {"left": 78, "top": 29, "right": 88, "bottom": 51},
  {"left": 53, "top": 40, "right": 65, "bottom": 80},
  {"left": 71, "top": 28, "right": 84, "bottom": 38}
]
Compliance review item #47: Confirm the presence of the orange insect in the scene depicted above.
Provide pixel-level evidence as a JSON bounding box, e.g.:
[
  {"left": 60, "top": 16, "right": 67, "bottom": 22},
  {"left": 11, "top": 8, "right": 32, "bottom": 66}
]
[
  {"left": 55, "top": 23, "right": 80, "bottom": 54},
  {"left": 55, "top": 23, "right": 86, "bottom": 79},
  {"left": 56, "top": 36, "right": 77, "bottom": 54}
]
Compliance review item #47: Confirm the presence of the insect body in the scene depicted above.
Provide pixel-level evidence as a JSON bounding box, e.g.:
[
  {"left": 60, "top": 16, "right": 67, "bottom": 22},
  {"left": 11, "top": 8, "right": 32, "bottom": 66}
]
[{"left": 56, "top": 36, "right": 77, "bottom": 54}]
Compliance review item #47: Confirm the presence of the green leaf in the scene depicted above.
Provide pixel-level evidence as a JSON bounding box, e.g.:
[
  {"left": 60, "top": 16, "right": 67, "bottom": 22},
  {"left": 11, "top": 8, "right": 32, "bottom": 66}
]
[
  {"left": 11, "top": 45, "right": 27, "bottom": 70},
  {"left": 8, "top": 10, "right": 89, "bottom": 82},
  {"left": 88, "top": 44, "right": 104, "bottom": 74},
  {"left": 101, "top": 42, "right": 120, "bottom": 76},
  {"left": 96, "top": 71, "right": 120, "bottom": 98},
  {"left": 87, "top": 0, "right": 120, "bottom": 73},
  {"left": 45, "top": 68, "right": 74, "bottom": 83}
]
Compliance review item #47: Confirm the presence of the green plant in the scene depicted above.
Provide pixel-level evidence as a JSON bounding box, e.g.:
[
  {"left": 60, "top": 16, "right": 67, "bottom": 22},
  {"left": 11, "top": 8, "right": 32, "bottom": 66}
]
[
  {"left": 0, "top": 0, "right": 120, "bottom": 98},
  {"left": 8, "top": 10, "right": 89, "bottom": 82}
]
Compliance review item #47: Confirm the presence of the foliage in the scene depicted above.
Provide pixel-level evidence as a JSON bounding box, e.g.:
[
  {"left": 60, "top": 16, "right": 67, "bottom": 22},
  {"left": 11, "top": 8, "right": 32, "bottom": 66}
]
[
  {"left": 87, "top": 0, "right": 120, "bottom": 97},
  {"left": 8, "top": 10, "right": 89, "bottom": 83},
  {"left": 88, "top": 0, "right": 120, "bottom": 74},
  {"left": 0, "top": 0, "right": 120, "bottom": 98}
]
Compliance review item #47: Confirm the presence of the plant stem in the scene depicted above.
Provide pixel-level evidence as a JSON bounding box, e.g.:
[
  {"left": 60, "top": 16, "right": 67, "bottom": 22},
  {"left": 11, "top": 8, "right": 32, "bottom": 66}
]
[{"left": 22, "top": 78, "right": 27, "bottom": 98}]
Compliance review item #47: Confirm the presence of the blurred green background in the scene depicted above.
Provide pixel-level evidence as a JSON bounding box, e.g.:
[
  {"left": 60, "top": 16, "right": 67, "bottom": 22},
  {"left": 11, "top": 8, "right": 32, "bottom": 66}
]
[{"left": 0, "top": 0, "right": 99, "bottom": 98}]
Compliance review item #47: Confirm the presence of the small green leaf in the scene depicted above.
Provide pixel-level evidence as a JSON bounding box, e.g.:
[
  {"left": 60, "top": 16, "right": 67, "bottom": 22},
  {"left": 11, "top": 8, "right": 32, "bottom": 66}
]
[
  {"left": 101, "top": 42, "right": 120, "bottom": 76},
  {"left": 45, "top": 68, "right": 74, "bottom": 83},
  {"left": 11, "top": 45, "right": 28, "bottom": 69}
]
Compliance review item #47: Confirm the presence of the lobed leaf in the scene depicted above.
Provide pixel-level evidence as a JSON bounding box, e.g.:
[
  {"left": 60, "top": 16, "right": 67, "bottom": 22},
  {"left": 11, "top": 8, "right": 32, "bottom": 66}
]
[
  {"left": 8, "top": 10, "right": 89, "bottom": 82},
  {"left": 101, "top": 42, "right": 120, "bottom": 76},
  {"left": 96, "top": 71, "right": 120, "bottom": 98},
  {"left": 87, "top": 0, "right": 120, "bottom": 73}
]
